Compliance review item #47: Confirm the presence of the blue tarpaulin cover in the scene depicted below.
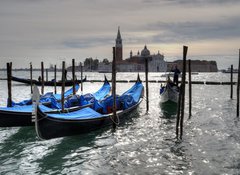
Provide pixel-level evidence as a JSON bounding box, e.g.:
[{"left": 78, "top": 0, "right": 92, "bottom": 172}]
[
  {"left": 93, "top": 81, "right": 143, "bottom": 114},
  {"left": 10, "top": 84, "right": 80, "bottom": 107},
  {"left": 44, "top": 80, "right": 143, "bottom": 120},
  {"left": 0, "top": 104, "right": 54, "bottom": 113},
  {"left": 47, "top": 107, "right": 102, "bottom": 120}
]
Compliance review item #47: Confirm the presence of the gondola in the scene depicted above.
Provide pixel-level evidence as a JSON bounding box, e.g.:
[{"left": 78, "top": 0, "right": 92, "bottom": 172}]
[
  {"left": 160, "top": 79, "right": 179, "bottom": 116},
  {"left": 35, "top": 76, "right": 144, "bottom": 140},
  {"left": 11, "top": 76, "right": 87, "bottom": 86},
  {"left": 0, "top": 77, "right": 110, "bottom": 127}
]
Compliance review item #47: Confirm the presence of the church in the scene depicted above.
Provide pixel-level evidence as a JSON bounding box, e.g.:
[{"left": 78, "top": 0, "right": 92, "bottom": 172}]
[
  {"left": 98, "top": 28, "right": 167, "bottom": 72},
  {"left": 115, "top": 27, "right": 167, "bottom": 72}
]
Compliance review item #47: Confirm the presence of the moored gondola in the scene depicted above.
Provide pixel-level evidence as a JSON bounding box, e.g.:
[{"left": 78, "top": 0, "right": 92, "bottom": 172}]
[
  {"left": 0, "top": 77, "right": 110, "bottom": 127},
  {"left": 35, "top": 77, "right": 144, "bottom": 140},
  {"left": 160, "top": 79, "right": 179, "bottom": 116}
]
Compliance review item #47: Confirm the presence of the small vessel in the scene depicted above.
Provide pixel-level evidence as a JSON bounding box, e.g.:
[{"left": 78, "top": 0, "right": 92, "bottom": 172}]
[
  {"left": 160, "top": 79, "right": 179, "bottom": 116},
  {"left": 35, "top": 76, "right": 144, "bottom": 140}
]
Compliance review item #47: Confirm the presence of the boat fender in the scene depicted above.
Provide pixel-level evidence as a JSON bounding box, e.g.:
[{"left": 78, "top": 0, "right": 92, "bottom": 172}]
[{"left": 107, "top": 106, "right": 112, "bottom": 113}]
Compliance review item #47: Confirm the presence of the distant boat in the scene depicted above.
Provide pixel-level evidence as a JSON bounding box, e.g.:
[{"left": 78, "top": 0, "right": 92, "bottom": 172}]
[
  {"left": 160, "top": 80, "right": 179, "bottom": 117},
  {"left": 11, "top": 76, "right": 87, "bottom": 86},
  {"left": 222, "top": 68, "right": 238, "bottom": 73}
]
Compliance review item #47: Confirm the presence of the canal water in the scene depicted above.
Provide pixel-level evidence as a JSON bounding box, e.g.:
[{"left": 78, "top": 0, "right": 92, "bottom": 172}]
[{"left": 0, "top": 71, "right": 239, "bottom": 174}]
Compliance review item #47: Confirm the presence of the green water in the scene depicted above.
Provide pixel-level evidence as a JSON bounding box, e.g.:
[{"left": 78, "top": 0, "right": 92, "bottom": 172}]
[{"left": 0, "top": 72, "right": 240, "bottom": 174}]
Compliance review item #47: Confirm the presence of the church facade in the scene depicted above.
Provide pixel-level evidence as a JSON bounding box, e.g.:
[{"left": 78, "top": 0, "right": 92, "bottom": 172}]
[
  {"left": 98, "top": 28, "right": 167, "bottom": 72},
  {"left": 114, "top": 28, "right": 167, "bottom": 72}
]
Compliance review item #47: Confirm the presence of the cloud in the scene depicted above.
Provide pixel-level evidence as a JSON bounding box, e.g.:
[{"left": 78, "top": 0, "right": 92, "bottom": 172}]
[
  {"left": 139, "top": 16, "right": 240, "bottom": 44},
  {"left": 0, "top": 0, "right": 240, "bottom": 68},
  {"left": 142, "top": 0, "right": 240, "bottom": 6},
  {"left": 62, "top": 37, "right": 113, "bottom": 49}
]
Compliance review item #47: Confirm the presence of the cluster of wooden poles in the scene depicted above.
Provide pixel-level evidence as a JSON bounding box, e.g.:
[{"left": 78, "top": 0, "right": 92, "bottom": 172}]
[
  {"left": 4, "top": 47, "right": 240, "bottom": 139},
  {"left": 6, "top": 59, "right": 84, "bottom": 110},
  {"left": 176, "top": 47, "right": 240, "bottom": 140}
]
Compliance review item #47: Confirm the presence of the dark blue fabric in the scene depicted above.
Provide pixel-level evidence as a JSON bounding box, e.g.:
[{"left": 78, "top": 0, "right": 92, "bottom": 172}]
[
  {"left": 93, "top": 81, "right": 143, "bottom": 113},
  {"left": 47, "top": 107, "right": 102, "bottom": 120},
  {"left": 92, "top": 81, "right": 111, "bottom": 100}
]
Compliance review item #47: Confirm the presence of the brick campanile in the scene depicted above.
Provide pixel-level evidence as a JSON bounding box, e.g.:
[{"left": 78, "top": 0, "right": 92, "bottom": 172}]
[{"left": 115, "top": 27, "right": 123, "bottom": 63}]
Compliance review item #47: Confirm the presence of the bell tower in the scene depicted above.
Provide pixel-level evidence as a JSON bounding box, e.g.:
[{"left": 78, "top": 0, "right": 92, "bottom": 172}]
[{"left": 115, "top": 27, "right": 123, "bottom": 63}]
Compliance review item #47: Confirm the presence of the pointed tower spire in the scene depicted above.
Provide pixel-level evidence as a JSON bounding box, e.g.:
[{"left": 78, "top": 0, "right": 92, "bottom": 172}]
[
  {"left": 117, "top": 26, "right": 121, "bottom": 40},
  {"left": 115, "top": 26, "right": 123, "bottom": 63}
]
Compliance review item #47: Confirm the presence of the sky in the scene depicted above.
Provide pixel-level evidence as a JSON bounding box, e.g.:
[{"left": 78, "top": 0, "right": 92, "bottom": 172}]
[{"left": 0, "top": 0, "right": 240, "bottom": 69}]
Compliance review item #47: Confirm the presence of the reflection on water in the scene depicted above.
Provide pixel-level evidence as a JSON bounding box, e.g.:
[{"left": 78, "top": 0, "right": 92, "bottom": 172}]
[
  {"left": 160, "top": 101, "right": 178, "bottom": 118},
  {"left": 0, "top": 72, "right": 240, "bottom": 174}
]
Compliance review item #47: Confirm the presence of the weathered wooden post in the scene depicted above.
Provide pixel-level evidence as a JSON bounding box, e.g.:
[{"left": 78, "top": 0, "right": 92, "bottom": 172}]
[
  {"left": 176, "top": 85, "right": 182, "bottom": 138},
  {"left": 30, "top": 62, "right": 33, "bottom": 94},
  {"left": 7, "top": 62, "right": 12, "bottom": 107},
  {"left": 54, "top": 65, "right": 57, "bottom": 94},
  {"left": 230, "top": 65, "right": 233, "bottom": 99},
  {"left": 180, "top": 45, "right": 188, "bottom": 139},
  {"left": 46, "top": 69, "right": 48, "bottom": 82},
  {"left": 237, "top": 50, "right": 240, "bottom": 117},
  {"left": 145, "top": 57, "right": 149, "bottom": 112},
  {"left": 41, "top": 62, "right": 44, "bottom": 95},
  {"left": 112, "top": 47, "right": 117, "bottom": 129},
  {"left": 80, "top": 62, "right": 83, "bottom": 94},
  {"left": 188, "top": 59, "right": 192, "bottom": 119},
  {"left": 72, "top": 59, "right": 76, "bottom": 95},
  {"left": 61, "top": 61, "right": 66, "bottom": 111}
]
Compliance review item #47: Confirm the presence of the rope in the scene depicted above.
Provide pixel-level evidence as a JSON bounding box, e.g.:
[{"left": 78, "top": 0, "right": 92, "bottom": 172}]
[{"left": 109, "top": 111, "right": 120, "bottom": 126}]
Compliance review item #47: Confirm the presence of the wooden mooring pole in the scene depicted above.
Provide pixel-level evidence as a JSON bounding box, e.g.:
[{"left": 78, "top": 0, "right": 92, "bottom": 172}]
[
  {"left": 237, "top": 50, "right": 240, "bottom": 117},
  {"left": 41, "top": 62, "right": 44, "bottom": 95},
  {"left": 176, "top": 46, "right": 188, "bottom": 139},
  {"left": 30, "top": 62, "right": 33, "bottom": 94},
  {"left": 61, "top": 61, "right": 66, "bottom": 111},
  {"left": 230, "top": 65, "right": 233, "bottom": 99},
  {"left": 80, "top": 62, "right": 83, "bottom": 94},
  {"left": 112, "top": 47, "right": 117, "bottom": 129},
  {"left": 7, "top": 62, "right": 12, "bottom": 107},
  {"left": 46, "top": 69, "right": 48, "bottom": 82},
  {"left": 180, "top": 46, "right": 188, "bottom": 139},
  {"left": 176, "top": 85, "right": 182, "bottom": 138},
  {"left": 145, "top": 57, "right": 149, "bottom": 112},
  {"left": 188, "top": 59, "right": 192, "bottom": 119},
  {"left": 54, "top": 65, "right": 57, "bottom": 94},
  {"left": 72, "top": 59, "right": 76, "bottom": 95}
]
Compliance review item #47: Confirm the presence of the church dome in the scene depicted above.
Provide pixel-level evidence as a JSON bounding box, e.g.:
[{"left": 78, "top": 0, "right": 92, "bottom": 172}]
[{"left": 141, "top": 45, "right": 150, "bottom": 57}]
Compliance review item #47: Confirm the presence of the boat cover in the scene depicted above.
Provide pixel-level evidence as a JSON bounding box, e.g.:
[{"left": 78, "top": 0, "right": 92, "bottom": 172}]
[
  {"left": 43, "top": 80, "right": 143, "bottom": 120},
  {"left": 92, "top": 81, "right": 111, "bottom": 100},
  {"left": 0, "top": 104, "right": 54, "bottom": 113},
  {"left": 47, "top": 107, "right": 102, "bottom": 120},
  {"left": 93, "top": 81, "right": 143, "bottom": 114},
  {"left": 46, "top": 80, "right": 110, "bottom": 109},
  {"left": 10, "top": 84, "right": 80, "bottom": 107}
]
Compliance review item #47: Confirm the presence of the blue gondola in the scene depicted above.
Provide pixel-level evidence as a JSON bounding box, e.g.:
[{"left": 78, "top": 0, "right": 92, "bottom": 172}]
[
  {"left": 0, "top": 77, "right": 110, "bottom": 127},
  {"left": 35, "top": 76, "right": 144, "bottom": 140}
]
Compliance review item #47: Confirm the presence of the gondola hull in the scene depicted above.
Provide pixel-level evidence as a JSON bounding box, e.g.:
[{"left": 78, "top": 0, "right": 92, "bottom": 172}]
[
  {"left": 0, "top": 110, "right": 33, "bottom": 127},
  {"left": 12, "top": 76, "right": 86, "bottom": 86},
  {"left": 160, "top": 82, "right": 179, "bottom": 116},
  {"left": 35, "top": 99, "right": 142, "bottom": 140}
]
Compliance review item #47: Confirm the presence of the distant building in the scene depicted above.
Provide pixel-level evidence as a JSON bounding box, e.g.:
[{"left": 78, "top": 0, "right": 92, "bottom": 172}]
[
  {"left": 114, "top": 28, "right": 167, "bottom": 72},
  {"left": 98, "top": 62, "right": 112, "bottom": 73},
  {"left": 168, "top": 60, "right": 218, "bottom": 72},
  {"left": 97, "top": 28, "right": 218, "bottom": 73}
]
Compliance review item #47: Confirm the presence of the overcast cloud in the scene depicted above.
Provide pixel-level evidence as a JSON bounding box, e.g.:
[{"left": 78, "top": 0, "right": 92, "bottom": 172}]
[{"left": 0, "top": 0, "right": 240, "bottom": 68}]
